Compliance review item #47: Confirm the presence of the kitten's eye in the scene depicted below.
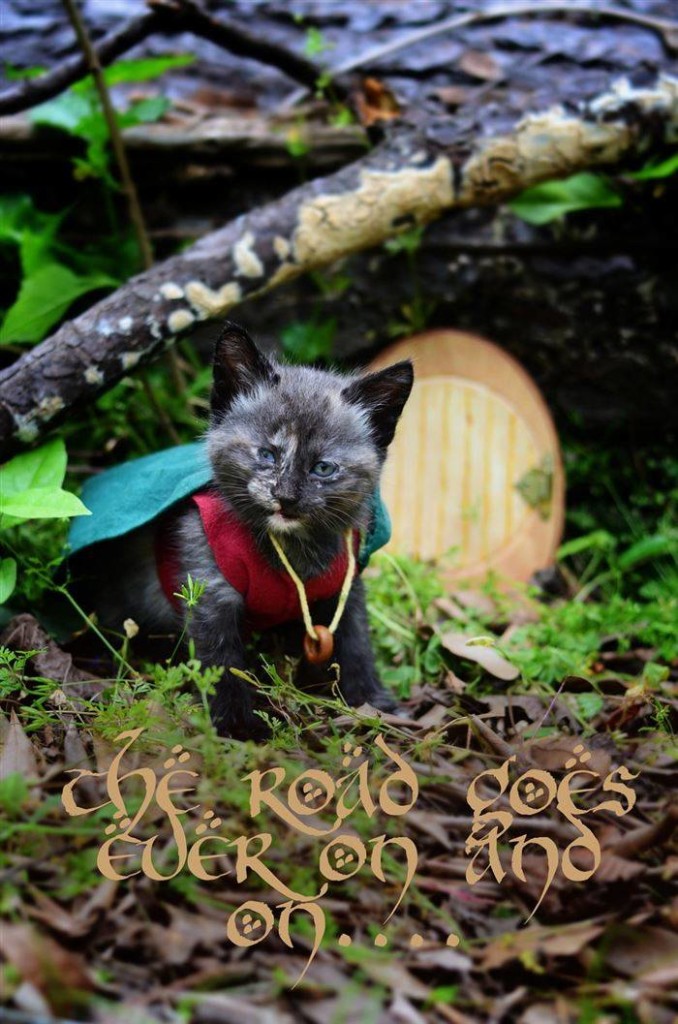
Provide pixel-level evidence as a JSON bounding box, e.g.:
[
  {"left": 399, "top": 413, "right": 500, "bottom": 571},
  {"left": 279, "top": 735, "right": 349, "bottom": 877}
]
[
  {"left": 311, "top": 460, "right": 338, "bottom": 478},
  {"left": 258, "top": 447, "right": 276, "bottom": 465}
]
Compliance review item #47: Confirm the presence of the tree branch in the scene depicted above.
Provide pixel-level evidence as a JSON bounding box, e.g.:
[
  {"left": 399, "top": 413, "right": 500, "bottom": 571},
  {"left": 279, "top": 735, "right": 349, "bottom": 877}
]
[
  {"left": 0, "top": 9, "right": 158, "bottom": 115},
  {"left": 0, "top": 0, "right": 333, "bottom": 117},
  {"left": 0, "top": 74, "right": 676, "bottom": 455}
]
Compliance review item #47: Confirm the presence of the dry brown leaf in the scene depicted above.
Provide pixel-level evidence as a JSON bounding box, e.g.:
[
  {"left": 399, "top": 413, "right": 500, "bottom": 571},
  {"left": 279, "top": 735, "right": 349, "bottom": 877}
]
[
  {"left": 481, "top": 920, "right": 605, "bottom": 969},
  {"left": 406, "top": 809, "right": 453, "bottom": 850},
  {"left": 663, "top": 860, "right": 678, "bottom": 888},
  {"left": 417, "top": 703, "right": 450, "bottom": 729},
  {"left": 27, "top": 880, "right": 115, "bottom": 941},
  {"left": 147, "top": 907, "right": 228, "bottom": 967},
  {"left": 1, "top": 613, "right": 103, "bottom": 697},
  {"left": 324, "top": 949, "right": 429, "bottom": 999},
  {"left": 0, "top": 709, "right": 40, "bottom": 781},
  {"left": 539, "top": 921, "right": 607, "bottom": 957},
  {"left": 28, "top": 889, "right": 94, "bottom": 939},
  {"left": 63, "top": 719, "right": 91, "bottom": 769},
  {"left": 432, "top": 85, "right": 471, "bottom": 109},
  {"left": 603, "top": 926, "right": 678, "bottom": 987},
  {"left": 449, "top": 589, "right": 497, "bottom": 618},
  {"left": 594, "top": 850, "right": 646, "bottom": 883},
  {"left": 91, "top": 732, "right": 120, "bottom": 774},
  {"left": 0, "top": 923, "right": 93, "bottom": 1014},
  {"left": 301, "top": 994, "right": 385, "bottom": 1024},
  {"left": 389, "top": 993, "right": 429, "bottom": 1024},
  {"left": 525, "top": 736, "right": 612, "bottom": 777},
  {"left": 187, "top": 993, "right": 295, "bottom": 1024},
  {"left": 416, "top": 876, "right": 470, "bottom": 897},
  {"left": 408, "top": 946, "right": 472, "bottom": 972},
  {"left": 484, "top": 694, "right": 548, "bottom": 727},
  {"left": 441, "top": 632, "right": 519, "bottom": 681},
  {"left": 519, "top": 1000, "right": 575, "bottom": 1024},
  {"left": 434, "top": 596, "right": 470, "bottom": 621},
  {"left": 458, "top": 50, "right": 502, "bottom": 81},
  {"left": 354, "top": 77, "right": 401, "bottom": 126},
  {"left": 444, "top": 670, "right": 467, "bottom": 693},
  {"left": 74, "top": 879, "right": 119, "bottom": 930}
]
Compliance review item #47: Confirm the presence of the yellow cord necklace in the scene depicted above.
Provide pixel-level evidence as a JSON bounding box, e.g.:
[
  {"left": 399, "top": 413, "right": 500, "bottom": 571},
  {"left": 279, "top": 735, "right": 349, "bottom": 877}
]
[{"left": 268, "top": 528, "right": 356, "bottom": 664}]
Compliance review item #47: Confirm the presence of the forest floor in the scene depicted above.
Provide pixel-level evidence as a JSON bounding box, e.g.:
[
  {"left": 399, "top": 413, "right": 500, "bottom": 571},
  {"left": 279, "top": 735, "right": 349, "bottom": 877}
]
[{"left": 1, "top": 538, "right": 677, "bottom": 1024}]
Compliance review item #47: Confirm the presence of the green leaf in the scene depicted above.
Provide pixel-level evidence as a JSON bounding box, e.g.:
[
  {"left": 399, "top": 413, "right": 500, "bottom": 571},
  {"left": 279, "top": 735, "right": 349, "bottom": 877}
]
[
  {"left": 0, "top": 438, "right": 67, "bottom": 496},
  {"left": 0, "top": 195, "right": 64, "bottom": 274},
  {"left": 280, "top": 318, "right": 337, "bottom": 363},
  {"left": 628, "top": 152, "right": 678, "bottom": 181},
  {"left": 617, "top": 533, "right": 677, "bottom": 571},
  {"left": 557, "top": 530, "right": 616, "bottom": 561},
  {"left": 642, "top": 662, "right": 669, "bottom": 687},
  {"left": 303, "top": 27, "right": 334, "bottom": 58},
  {"left": 118, "top": 96, "right": 169, "bottom": 128},
  {"left": 3, "top": 64, "right": 47, "bottom": 81},
  {"left": 0, "top": 487, "right": 90, "bottom": 520},
  {"left": 0, "top": 262, "right": 116, "bottom": 343},
  {"left": 102, "top": 55, "right": 194, "bottom": 85},
  {"left": 384, "top": 225, "right": 425, "bottom": 255},
  {"left": 30, "top": 90, "right": 93, "bottom": 133},
  {"left": 0, "top": 558, "right": 17, "bottom": 604},
  {"left": 509, "top": 173, "right": 622, "bottom": 225},
  {"left": 576, "top": 692, "right": 604, "bottom": 721},
  {"left": 0, "top": 773, "right": 30, "bottom": 815},
  {"left": 29, "top": 55, "right": 192, "bottom": 146},
  {"left": 0, "top": 194, "right": 34, "bottom": 242}
]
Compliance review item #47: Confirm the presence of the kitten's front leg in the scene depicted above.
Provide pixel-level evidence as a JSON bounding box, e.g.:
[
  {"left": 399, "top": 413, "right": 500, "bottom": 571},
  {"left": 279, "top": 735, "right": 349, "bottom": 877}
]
[
  {"left": 189, "top": 593, "right": 268, "bottom": 740},
  {"left": 179, "top": 509, "right": 268, "bottom": 741},
  {"left": 331, "top": 577, "right": 397, "bottom": 713}
]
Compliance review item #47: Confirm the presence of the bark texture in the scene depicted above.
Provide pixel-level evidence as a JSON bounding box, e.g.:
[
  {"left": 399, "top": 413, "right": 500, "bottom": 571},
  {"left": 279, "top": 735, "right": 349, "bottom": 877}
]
[{"left": 1, "top": 75, "right": 676, "bottom": 455}]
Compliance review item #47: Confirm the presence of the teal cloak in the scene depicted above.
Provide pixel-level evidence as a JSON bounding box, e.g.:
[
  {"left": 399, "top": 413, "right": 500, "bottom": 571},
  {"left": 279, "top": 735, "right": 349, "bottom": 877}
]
[{"left": 67, "top": 441, "right": 391, "bottom": 571}]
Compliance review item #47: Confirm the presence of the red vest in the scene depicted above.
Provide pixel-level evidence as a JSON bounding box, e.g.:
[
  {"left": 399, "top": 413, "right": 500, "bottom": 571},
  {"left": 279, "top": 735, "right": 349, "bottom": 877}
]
[{"left": 156, "top": 491, "right": 358, "bottom": 630}]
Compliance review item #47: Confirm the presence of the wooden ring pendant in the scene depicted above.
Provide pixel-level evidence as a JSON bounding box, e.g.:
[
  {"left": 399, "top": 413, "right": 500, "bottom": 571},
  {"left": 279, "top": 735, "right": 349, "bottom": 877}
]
[{"left": 303, "top": 625, "right": 334, "bottom": 664}]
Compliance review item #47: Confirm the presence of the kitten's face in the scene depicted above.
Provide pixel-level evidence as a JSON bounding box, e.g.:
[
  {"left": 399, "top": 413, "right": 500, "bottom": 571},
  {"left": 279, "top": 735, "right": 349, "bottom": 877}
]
[
  {"left": 206, "top": 323, "right": 413, "bottom": 540},
  {"left": 209, "top": 371, "right": 379, "bottom": 537}
]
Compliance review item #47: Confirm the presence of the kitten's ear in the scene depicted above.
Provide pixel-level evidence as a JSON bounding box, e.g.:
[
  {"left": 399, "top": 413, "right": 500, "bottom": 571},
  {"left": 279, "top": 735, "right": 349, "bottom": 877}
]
[
  {"left": 342, "top": 360, "right": 414, "bottom": 450},
  {"left": 211, "top": 321, "right": 278, "bottom": 419}
]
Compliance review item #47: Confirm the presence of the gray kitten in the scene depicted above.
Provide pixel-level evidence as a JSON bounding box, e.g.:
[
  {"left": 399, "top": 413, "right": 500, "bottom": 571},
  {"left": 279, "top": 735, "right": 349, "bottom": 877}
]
[{"left": 81, "top": 323, "right": 413, "bottom": 740}]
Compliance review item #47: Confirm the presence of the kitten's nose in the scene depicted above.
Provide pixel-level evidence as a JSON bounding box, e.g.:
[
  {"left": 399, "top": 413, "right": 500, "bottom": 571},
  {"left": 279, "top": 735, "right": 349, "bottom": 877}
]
[{"left": 275, "top": 493, "right": 300, "bottom": 516}]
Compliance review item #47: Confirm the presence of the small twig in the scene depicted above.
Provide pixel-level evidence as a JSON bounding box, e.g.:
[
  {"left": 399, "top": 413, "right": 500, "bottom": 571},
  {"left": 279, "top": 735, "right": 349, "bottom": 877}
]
[
  {"left": 532, "top": 676, "right": 568, "bottom": 734},
  {"left": 62, "top": 0, "right": 153, "bottom": 269},
  {"left": 158, "top": 0, "right": 333, "bottom": 96},
  {"left": 280, "top": 0, "right": 678, "bottom": 107},
  {"left": 62, "top": 0, "right": 182, "bottom": 445},
  {"left": 0, "top": 0, "right": 335, "bottom": 117},
  {"left": 466, "top": 714, "right": 516, "bottom": 761}
]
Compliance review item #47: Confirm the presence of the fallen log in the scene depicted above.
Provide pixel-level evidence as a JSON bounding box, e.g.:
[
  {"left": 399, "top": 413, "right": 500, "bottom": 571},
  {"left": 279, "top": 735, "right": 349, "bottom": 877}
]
[{"left": 0, "top": 74, "right": 676, "bottom": 456}]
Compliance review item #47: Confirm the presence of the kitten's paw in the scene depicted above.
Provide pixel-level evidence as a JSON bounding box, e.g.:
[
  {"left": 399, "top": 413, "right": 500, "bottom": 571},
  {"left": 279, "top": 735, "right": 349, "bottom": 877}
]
[
  {"left": 209, "top": 687, "right": 271, "bottom": 743},
  {"left": 213, "top": 708, "right": 272, "bottom": 743},
  {"left": 368, "top": 690, "right": 399, "bottom": 715}
]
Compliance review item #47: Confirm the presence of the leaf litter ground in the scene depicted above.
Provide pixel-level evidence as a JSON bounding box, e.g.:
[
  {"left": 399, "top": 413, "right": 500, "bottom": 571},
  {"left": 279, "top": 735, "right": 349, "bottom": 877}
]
[{"left": 0, "top": 554, "right": 676, "bottom": 1024}]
